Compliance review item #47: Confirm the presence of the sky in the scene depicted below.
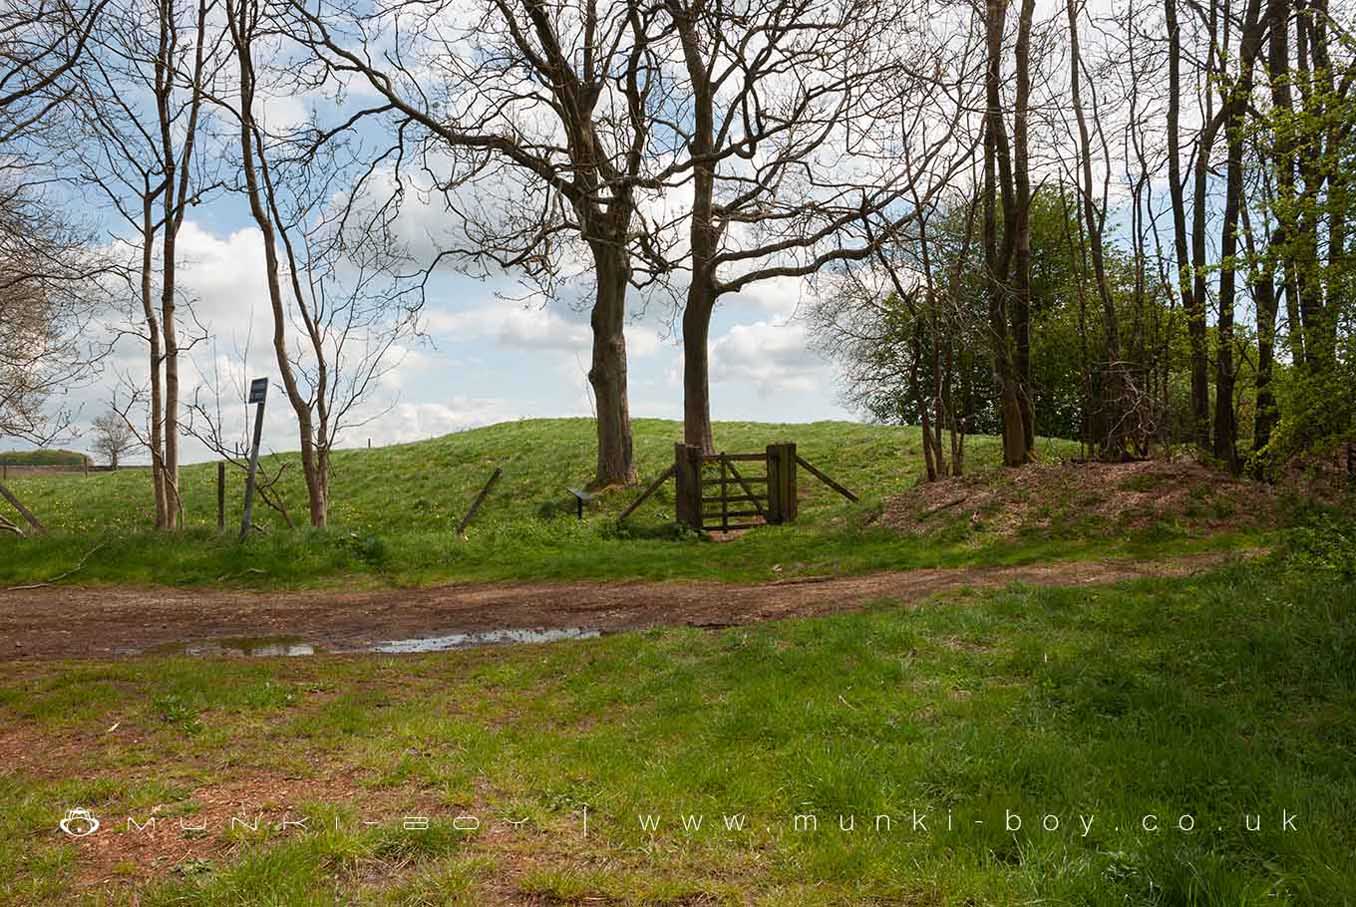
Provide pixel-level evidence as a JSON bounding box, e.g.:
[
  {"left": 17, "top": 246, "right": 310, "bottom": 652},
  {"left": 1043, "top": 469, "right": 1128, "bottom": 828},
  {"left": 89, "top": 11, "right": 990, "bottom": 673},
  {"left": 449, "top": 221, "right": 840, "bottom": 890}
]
[{"left": 52, "top": 203, "right": 853, "bottom": 465}]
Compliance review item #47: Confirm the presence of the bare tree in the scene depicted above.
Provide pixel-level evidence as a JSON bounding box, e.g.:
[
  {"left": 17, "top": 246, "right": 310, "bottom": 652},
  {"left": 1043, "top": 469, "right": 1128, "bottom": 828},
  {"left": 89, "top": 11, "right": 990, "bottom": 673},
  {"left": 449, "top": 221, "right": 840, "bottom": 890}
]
[
  {"left": 224, "top": 0, "right": 420, "bottom": 527},
  {"left": 70, "top": 0, "right": 223, "bottom": 527},
  {"left": 288, "top": 0, "right": 675, "bottom": 487},
  {"left": 813, "top": 189, "right": 983, "bottom": 480},
  {"left": 653, "top": 0, "right": 977, "bottom": 452},
  {"left": 979, "top": 0, "right": 1038, "bottom": 466},
  {"left": 0, "top": 185, "right": 106, "bottom": 447},
  {"left": 92, "top": 408, "right": 135, "bottom": 467},
  {"left": 0, "top": 0, "right": 110, "bottom": 145}
]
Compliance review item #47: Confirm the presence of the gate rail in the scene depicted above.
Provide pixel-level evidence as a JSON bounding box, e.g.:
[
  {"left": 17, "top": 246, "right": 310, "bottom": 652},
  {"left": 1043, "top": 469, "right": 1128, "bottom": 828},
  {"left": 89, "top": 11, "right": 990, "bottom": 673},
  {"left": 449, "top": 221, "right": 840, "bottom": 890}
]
[{"left": 618, "top": 442, "right": 857, "bottom": 532}]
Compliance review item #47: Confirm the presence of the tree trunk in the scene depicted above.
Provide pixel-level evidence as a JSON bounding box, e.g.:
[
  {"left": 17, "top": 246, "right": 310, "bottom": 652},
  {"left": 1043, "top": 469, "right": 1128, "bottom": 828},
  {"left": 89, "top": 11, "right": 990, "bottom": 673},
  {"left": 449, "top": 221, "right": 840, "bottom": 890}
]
[
  {"left": 307, "top": 446, "right": 328, "bottom": 528},
  {"left": 1256, "top": 0, "right": 1293, "bottom": 458},
  {"left": 682, "top": 285, "right": 716, "bottom": 454},
  {"left": 140, "top": 193, "right": 168, "bottom": 529},
  {"left": 911, "top": 322, "right": 937, "bottom": 481},
  {"left": 1068, "top": 0, "right": 1126, "bottom": 459},
  {"left": 589, "top": 248, "right": 637, "bottom": 486},
  {"left": 229, "top": 0, "right": 327, "bottom": 528},
  {"left": 1012, "top": 0, "right": 1037, "bottom": 453},
  {"left": 1212, "top": 0, "right": 1271, "bottom": 472},
  {"left": 161, "top": 209, "right": 181, "bottom": 528},
  {"left": 1165, "top": 0, "right": 1212, "bottom": 451},
  {"left": 982, "top": 0, "right": 1029, "bottom": 467}
]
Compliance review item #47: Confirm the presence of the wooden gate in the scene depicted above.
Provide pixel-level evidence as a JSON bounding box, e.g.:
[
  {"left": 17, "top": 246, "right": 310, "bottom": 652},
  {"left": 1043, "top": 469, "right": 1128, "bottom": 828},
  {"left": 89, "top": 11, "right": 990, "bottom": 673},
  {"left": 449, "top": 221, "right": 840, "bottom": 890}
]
[
  {"left": 673, "top": 443, "right": 799, "bottom": 532},
  {"left": 616, "top": 441, "right": 855, "bottom": 532}
]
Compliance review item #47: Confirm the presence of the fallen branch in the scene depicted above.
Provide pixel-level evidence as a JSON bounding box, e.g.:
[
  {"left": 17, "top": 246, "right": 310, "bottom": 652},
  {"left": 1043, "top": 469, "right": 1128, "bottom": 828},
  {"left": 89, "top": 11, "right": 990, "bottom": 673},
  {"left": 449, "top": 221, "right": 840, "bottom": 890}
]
[
  {"left": 3, "top": 542, "right": 107, "bottom": 592},
  {"left": 921, "top": 496, "right": 968, "bottom": 517}
]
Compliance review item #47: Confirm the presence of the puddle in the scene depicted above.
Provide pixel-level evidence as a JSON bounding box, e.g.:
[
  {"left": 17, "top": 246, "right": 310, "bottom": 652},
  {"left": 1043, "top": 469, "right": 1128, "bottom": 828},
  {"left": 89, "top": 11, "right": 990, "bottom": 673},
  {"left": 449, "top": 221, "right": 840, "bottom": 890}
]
[
  {"left": 138, "top": 627, "right": 602, "bottom": 658},
  {"left": 370, "top": 627, "right": 602, "bottom": 654},
  {"left": 148, "top": 636, "right": 316, "bottom": 658}
]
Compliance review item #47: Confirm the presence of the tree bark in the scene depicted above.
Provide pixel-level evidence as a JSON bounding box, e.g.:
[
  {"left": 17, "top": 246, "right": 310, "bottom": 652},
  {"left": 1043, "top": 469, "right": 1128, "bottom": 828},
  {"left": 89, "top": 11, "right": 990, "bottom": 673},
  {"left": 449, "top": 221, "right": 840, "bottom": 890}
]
[
  {"left": 1165, "top": 0, "right": 1212, "bottom": 450},
  {"left": 982, "top": 0, "right": 1030, "bottom": 467},
  {"left": 672, "top": 0, "right": 719, "bottom": 456},
  {"left": 1212, "top": 0, "right": 1272, "bottom": 471},
  {"left": 682, "top": 287, "right": 716, "bottom": 454},
  {"left": 589, "top": 246, "right": 637, "bottom": 486},
  {"left": 1011, "top": 0, "right": 1036, "bottom": 453},
  {"left": 139, "top": 190, "right": 168, "bottom": 529}
]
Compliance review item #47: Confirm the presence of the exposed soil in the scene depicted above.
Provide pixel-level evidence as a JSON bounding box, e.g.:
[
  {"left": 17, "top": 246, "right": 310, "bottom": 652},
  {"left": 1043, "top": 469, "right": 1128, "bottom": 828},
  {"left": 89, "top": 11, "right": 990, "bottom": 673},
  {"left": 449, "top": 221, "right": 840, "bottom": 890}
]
[
  {"left": 882, "top": 459, "right": 1280, "bottom": 537},
  {"left": 0, "top": 551, "right": 1246, "bottom": 661}
]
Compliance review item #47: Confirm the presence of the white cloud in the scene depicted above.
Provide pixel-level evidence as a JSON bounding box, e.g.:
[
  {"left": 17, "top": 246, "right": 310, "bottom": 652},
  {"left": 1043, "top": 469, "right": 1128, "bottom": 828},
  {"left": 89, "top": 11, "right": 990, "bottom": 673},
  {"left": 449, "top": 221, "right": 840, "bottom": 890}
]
[
  {"left": 709, "top": 320, "right": 831, "bottom": 397},
  {"left": 725, "top": 275, "right": 813, "bottom": 319},
  {"left": 336, "top": 399, "right": 512, "bottom": 447},
  {"left": 427, "top": 303, "right": 589, "bottom": 353}
]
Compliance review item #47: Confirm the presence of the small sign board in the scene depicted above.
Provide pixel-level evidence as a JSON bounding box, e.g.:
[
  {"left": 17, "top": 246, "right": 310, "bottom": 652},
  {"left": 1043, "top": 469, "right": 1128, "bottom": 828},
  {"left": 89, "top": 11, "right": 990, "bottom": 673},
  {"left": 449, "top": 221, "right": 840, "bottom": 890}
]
[{"left": 248, "top": 378, "right": 268, "bottom": 405}]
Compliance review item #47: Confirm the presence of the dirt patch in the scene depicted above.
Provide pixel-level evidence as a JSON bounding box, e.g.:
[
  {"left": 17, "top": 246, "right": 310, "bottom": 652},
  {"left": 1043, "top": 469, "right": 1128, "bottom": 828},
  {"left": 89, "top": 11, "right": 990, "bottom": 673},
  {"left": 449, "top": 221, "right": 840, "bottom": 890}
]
[
  {"left": 0, "top": 552, "right": 1248, "bottom": 661},
  {"left": 882, "top": 459, "right": 1279, "bottom": 538}
]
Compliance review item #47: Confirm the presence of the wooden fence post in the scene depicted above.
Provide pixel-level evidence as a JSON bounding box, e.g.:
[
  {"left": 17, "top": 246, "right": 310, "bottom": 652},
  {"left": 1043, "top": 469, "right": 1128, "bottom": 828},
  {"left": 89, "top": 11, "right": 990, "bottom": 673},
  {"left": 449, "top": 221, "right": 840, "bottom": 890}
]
[
  {"left": 782, "top": 444, "right": 792, "bottom": 520},
  {"left": 766, "top": 444, "right": 782, "bottom": 523},
  {"left": 674, "top": 443, "right": 703, "bottom": 530},
  {"left": 763, "top": 443, "right": 798, "bottom": 524},
  {"left": 217, "top": 461, "right": 226, "bottom": 532}
]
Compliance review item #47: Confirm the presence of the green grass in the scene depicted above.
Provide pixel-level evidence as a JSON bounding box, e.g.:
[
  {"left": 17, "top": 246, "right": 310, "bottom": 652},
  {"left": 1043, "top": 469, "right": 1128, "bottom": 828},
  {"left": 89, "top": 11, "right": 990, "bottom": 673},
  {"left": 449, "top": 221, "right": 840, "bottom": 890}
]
[
  {"left": 2, "top": 554, "right": 1353, "bottom": 903},
  {"left": 0, "top": 419, "right": 1262, "bottom": 588}
]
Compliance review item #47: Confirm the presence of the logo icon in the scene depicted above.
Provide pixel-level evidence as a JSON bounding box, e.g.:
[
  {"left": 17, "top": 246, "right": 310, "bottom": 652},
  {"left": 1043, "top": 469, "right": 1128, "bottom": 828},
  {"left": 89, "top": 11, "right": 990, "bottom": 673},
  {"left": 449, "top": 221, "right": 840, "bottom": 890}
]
[{"left": 59, "top": 808, "right": 100, "bottom": 838}]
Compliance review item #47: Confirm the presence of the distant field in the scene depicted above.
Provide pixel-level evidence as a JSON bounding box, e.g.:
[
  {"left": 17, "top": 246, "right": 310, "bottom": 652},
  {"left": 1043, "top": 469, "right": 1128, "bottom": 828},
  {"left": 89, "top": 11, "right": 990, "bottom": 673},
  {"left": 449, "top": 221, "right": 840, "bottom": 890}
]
[{"left": 0, "top": 419, "right": 1263, "bottom": 589}]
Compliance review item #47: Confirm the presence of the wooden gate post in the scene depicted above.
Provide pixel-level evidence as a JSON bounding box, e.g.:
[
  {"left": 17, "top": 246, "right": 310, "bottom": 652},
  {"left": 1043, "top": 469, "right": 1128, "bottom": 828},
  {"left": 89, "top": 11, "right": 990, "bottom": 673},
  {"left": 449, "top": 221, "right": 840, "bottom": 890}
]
[
  {"left": 674, "top": 443, "right": 703, "bottom": 530},
  {"left": 764, "top": 443, "right": 798, "bottom": 524},
  {"left": 766, "top": 444, "right": 783, "bottom": 523}
]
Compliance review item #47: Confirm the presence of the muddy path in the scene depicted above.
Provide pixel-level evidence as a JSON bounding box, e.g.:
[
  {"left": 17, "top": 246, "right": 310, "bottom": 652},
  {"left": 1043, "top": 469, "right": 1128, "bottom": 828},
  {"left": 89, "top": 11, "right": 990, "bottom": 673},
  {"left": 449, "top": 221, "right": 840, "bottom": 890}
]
[{"left": 0, "top": 553, "right": 1243, "bottom": 660}]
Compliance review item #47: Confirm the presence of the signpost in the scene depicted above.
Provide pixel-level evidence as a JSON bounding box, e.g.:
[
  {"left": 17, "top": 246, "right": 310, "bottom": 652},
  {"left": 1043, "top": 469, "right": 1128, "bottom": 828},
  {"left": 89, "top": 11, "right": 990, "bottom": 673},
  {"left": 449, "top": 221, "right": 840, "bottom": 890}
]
[{"left": 239, "top": 377, "right": 268, "bottom": 540}]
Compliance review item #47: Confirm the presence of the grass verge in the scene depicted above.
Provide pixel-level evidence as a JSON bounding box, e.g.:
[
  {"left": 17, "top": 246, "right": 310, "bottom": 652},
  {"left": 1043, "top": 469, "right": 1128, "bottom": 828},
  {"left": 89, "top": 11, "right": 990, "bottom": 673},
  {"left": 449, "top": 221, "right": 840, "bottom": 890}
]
[{"left": 2, "top": 553, "right": 1352, "bottom": 904}]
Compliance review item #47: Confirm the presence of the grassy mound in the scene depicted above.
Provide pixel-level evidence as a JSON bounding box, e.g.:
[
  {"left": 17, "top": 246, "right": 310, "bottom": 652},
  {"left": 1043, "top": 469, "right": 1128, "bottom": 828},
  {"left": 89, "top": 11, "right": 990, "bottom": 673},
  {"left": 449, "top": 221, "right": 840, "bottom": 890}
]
[
  {"left": 0, "top": 420, "right": 1267, "bottom": 588},
  {"left": 0, "top": 449, "right": 90, "bottom": 467},
  {"left": 3, "top": 419, "right": 1001, "bottom": 532}
]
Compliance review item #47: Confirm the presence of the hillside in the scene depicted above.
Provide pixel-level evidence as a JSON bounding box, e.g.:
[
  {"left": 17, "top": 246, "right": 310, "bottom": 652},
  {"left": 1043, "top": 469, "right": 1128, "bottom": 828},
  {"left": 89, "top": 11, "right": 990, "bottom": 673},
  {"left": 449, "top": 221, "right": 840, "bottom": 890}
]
[
  {"left": 0, "top": 449, "right": 90, "bottom": 467},
  {"left": 0, "top": 418, "right": 1260, "bottom": 588},
  {"left": 5, "top": 419, "right": 1009, "bottom": 530}
]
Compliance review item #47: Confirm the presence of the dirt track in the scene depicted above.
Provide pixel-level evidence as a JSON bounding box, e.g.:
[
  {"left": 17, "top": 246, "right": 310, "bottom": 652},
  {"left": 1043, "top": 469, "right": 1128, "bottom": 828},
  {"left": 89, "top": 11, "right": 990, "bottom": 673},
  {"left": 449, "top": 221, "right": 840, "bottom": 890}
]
[{"left": 0, "top": 552, "right": 1246, "bottom": 661}]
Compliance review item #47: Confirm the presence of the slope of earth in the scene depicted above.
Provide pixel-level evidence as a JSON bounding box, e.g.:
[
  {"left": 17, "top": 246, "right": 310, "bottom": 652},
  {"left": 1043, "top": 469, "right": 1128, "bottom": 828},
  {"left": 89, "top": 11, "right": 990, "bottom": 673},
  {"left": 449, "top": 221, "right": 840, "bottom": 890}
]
[{"left": 882, "top": 458, "right": 1284, "bottom": 539}]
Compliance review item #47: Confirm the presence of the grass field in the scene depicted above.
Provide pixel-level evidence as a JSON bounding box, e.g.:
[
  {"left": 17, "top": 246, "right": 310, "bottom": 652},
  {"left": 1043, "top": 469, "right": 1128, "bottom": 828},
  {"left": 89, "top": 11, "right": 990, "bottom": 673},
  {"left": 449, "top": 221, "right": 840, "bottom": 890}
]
[
  {"left": 2, "top": 553, "right": 1353, "bottom": 904},
  {"left": 0, "top": 419, "right": 1264, "bottom": 588}
]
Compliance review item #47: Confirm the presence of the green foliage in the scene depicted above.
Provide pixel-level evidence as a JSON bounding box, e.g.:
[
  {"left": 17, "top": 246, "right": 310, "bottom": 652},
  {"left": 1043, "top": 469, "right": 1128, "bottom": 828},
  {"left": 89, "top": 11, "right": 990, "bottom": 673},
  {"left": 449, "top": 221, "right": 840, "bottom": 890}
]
[{"left": 1283, "top": 512, "right": 1356, "bottom": 580}]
